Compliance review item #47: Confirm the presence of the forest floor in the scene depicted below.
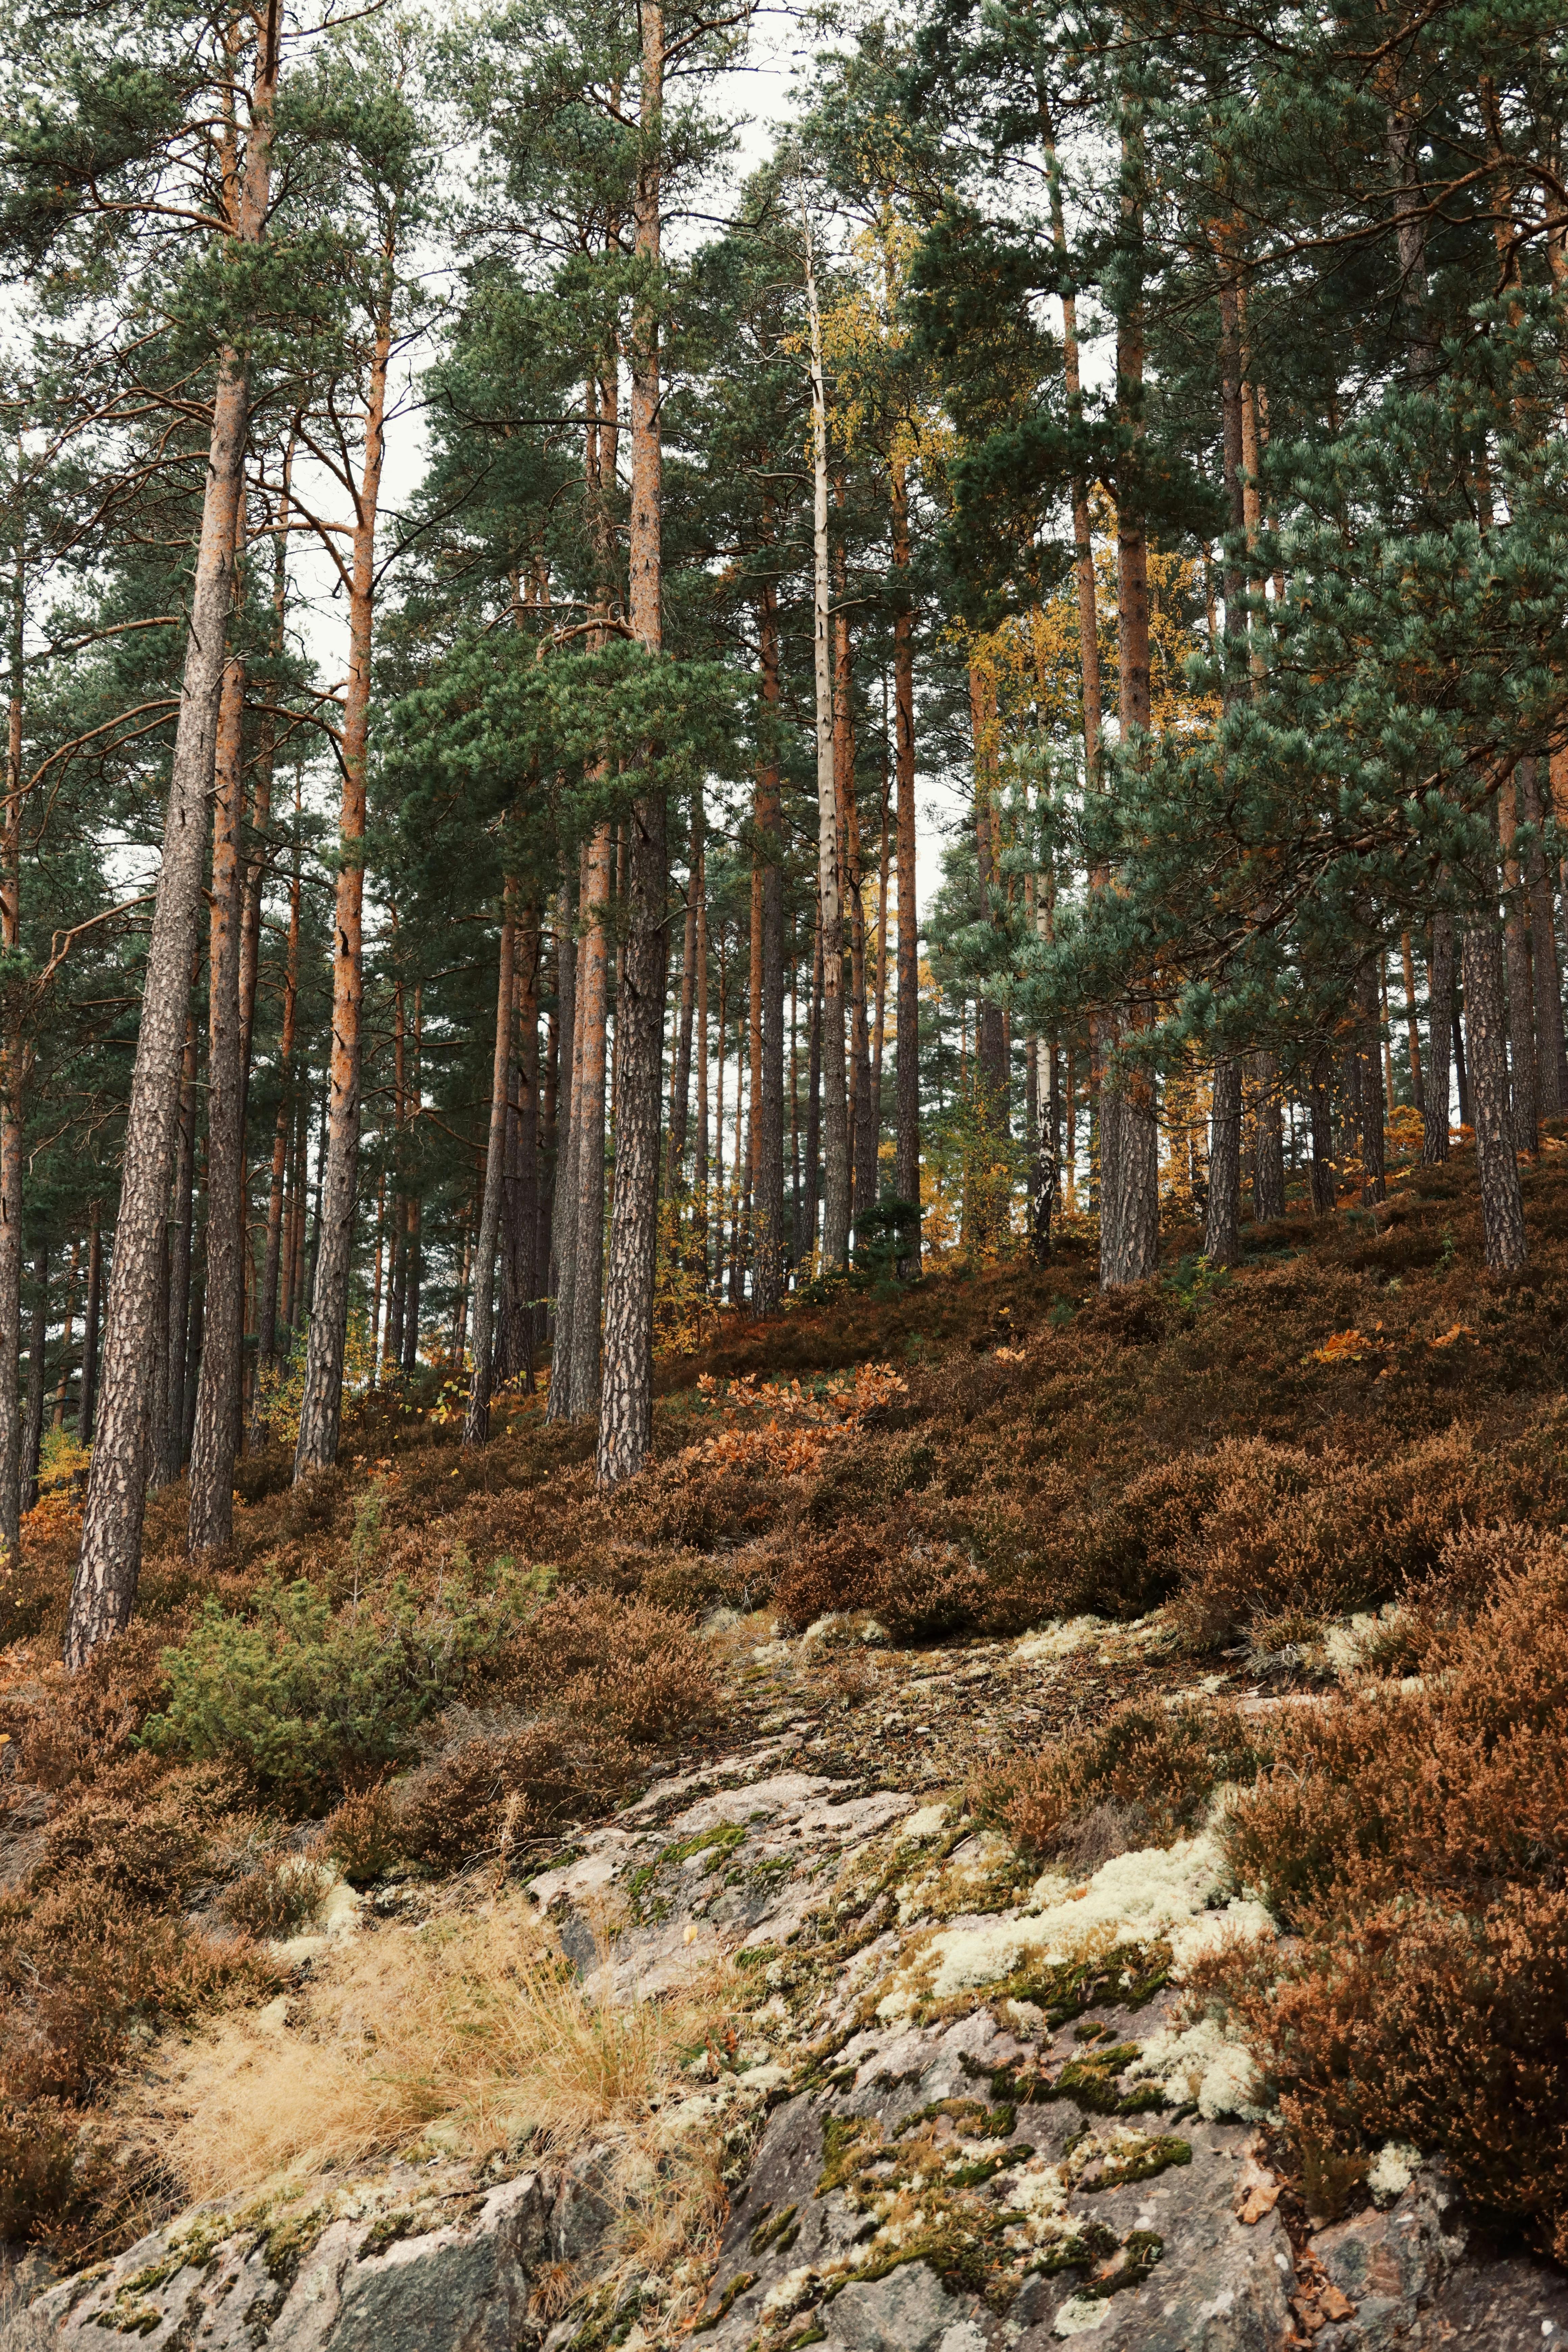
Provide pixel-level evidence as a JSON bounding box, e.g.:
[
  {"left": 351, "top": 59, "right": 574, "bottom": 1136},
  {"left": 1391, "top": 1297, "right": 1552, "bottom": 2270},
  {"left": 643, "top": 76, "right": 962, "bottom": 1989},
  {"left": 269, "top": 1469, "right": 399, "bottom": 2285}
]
[{"left": 6, "top": 1134, "right": 1568, "bottom": 2347}]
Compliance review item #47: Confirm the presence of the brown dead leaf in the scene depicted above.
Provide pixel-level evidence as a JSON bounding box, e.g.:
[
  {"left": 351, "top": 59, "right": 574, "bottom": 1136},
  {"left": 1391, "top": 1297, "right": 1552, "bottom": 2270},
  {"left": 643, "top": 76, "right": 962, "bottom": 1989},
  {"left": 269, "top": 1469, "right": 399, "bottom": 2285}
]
[{"left": 1235, "top": 2155, "right": 1282, "bottom": 2224}]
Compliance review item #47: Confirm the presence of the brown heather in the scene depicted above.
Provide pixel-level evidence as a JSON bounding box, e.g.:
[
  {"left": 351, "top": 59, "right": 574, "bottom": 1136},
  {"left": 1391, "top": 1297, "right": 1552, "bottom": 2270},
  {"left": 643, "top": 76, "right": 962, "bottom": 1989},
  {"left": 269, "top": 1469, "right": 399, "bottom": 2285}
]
[{"left": 5, "top": 1138, "right": 1568, "bottom": 2250}]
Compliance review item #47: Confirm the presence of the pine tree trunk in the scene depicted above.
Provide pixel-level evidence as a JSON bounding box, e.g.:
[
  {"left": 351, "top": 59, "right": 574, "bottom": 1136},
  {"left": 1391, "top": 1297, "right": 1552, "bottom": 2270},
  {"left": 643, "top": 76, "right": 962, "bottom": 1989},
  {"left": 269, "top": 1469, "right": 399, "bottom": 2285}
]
[
  {"left": 969, "top": 664, "right": 1009, "bottom": 1139},
  {"left": 1205, "top": 1055, "right": 1243, "bottom": 1263},
  {"left": 806, "top": 909, "right": 823, "bottom": 1262},
  {"left": 667, "top": 797, "right": 700, "bottom": 1193},
  {"left": 513, "top": 922, "right": 540, "bottom": 1383},
  {"left": 596, "top": 0, "right": 667, "bottom": 1491},
  {"left": 1463, "top": 906, "right": 1528, "bottom": 1270},
  {"left": 0, "top": 496, "right": 26, "bottom": 1553},
  {"left": 464, "top": 888, "right": 516, "bottom": 1447},
  {"left": 255, "top": 792, "right": 299, "bottom": 1397},
  {"left": 1400, "top": 930, "right": 1425, "bottom": 1111},
  {"left": 1520, "top": 755, "right": 1567, "bottom": 1116},
  {"left": 567, "top": 822, "right": 611, "bottom": 1416},
  {"left": 158, "top": 990, "right": 199, "bottom": 1488},
  {"left": 891, "top": 468, "right": 921, "bottom": 1277},
  {"left": 836, "top": 538, "right": 877, "bottom": 1232},
  {"left": 79, "top": 1214, "right": 102, "bottom": 1441},
  {"left": 22, "top": 1245, "right": 45, "bottom": 1512},
  {"left": 51, "top": 1240, "right": 79, "bottom": 1430},
  {"left": 1357, "top": 960, "right": 1387, "bottom": 1204},
  {"left": 1423, "top": 914, "right": 1454, "bottom": 1160},
  {"left": 66, "top": 28, "right": 278, "bottom": 1665},
  {"left": 294, "top": 272, "right": 394, "bottom": 1480},
  {"left": 189, "top": 638, "right": 247, "bottom": 1556},
  {"left": 401, "top": 1194, "right": 422, "bottom": 1375},
  {"left": 754, "top": 598, "right": 785, "bottom": 1315},
  {"left": 1251, "top": 1052, "right": 1286, "bottom": 1221},
  {"left": 804, "top": 223, "right": 850, "bottom": 1269},
  {"left": 1308, "top": 1050, "right": 1337, "bottom": 1212},
  {"left": 546, "top": 884, "right": 578, "bottom": 1412},
  {"left": 1498, "top": 771, "right": 1539, "bottom": 1155}
]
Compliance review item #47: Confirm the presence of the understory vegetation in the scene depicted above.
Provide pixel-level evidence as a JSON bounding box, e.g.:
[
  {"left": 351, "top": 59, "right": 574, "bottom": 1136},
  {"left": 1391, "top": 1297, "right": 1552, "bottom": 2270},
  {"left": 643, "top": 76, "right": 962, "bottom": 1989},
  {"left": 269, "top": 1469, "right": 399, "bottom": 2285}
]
[{"left": 4, "top": 1139, "right": 1568, "bottom": 2261}]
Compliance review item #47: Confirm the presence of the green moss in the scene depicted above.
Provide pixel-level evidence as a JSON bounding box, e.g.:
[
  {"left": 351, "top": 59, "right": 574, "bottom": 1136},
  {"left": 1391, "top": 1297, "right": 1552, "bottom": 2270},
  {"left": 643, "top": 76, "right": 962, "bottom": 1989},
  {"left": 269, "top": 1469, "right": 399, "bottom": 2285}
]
[
  {"left": 1080, "top": 2135, "right": 1191, "bottom": 2192},
  {"left": 817, "top": 2114, "right": 880, "bottom": 2196},
  {"left": 627, "top": 1822, "right": 747, "bottom": 1921},
  {"left": 1081, "top": 2230, "right": 1165, "bottom": 2299},
  {"left": 749, "top": 2202, "right": 799, "bottom": 2255},
  {"left": 361, "top": 2208, "right": 419, "bottom": 2255},
  {"left": 694, "top": 2270, "right": 757, "bottom": 2332},
  {"left": 1046, "top": 2046, "right": 1144, "bottom": 2115}
]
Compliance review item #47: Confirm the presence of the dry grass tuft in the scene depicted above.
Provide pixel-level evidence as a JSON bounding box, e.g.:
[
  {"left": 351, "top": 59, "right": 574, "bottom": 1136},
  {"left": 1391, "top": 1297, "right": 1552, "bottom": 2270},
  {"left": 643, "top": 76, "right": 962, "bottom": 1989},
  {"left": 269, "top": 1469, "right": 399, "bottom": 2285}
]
[{"left": 123, "top": 1895, "right": 736, "bottom": 2202}]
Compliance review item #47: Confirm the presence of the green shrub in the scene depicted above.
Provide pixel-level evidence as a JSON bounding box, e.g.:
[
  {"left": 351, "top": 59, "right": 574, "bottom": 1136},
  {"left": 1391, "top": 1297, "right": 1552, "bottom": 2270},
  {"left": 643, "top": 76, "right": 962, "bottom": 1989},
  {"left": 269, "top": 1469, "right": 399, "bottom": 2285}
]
[{"left": 141, "top": 1573, "right": 507, "bottom": 1804}]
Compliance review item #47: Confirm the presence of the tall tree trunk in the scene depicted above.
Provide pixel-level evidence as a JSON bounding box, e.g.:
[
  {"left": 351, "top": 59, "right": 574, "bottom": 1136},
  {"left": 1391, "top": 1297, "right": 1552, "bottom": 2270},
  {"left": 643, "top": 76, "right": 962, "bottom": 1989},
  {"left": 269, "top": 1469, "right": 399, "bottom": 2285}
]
[
  {"left": 22, "top": 1244, "right": 45, "bottom": 1512},
  {"left": 66, "top": 21, "right": 278, "bottom": 1664},
  {"left": 546, "top": 881, "right": 579, "bottom": 1415},
  {"left": 1498, "top": 770, "right": 1539, "bottom": 1155},
  {"left": 891, "top": 464, "right": 921, "bottom": 1275},
  {"left": 1251, "top": 1053, "right": 1285, "bottom": 1221},
  {"left": 1423, "top": 913, "right": 1454, "bottom": 1161},
  {"left": 1357, "top": 960, "right": 1387, "bottom": 1204},
  {"left": 1401, "top": 929, "right": 1425, "bottom": 1110},
  {"left": 1463, "top": 902, "right": 1529, "bottom": 1270},
  {"left": 464, "top": 885, "right": 516, "bottom": 1447},
  {"left": 804, "top": 217, "right": 850, "bottom": 1268},
  {"left": 969, "top": 662, "right": 1009, "bottom": 1126},
  {"left": 255, "top": 777, "right": 299, "bottom": 1402},
  {"left": 667, "top": 795, "right": 700, "bottom": 1193},
  {"left": 596, "top": 0, "right": 668, "bottom": 1491},
  {"left": 190, "top": 615, "right": 247, "bottom": 1557},
  {"left": 399, "top": 991, "right": 422, "bottom": 1373},
  {"left": 692, "top": 861, "right": 709, "bottom": 1272},
  {"left": 79, "top": 1212, "right": 102, "bottom": 1441},
  {"left": 1100, "top": 106, "right": 1159, "bottom": 1290},
  {"left": 162, "top": 983, "right": 200, "bottom": 1486},
  {"left": 50, "top": 1239, "right": 79, "bottom": 1431},
  {"left": 753, "top": 586, "right": 785, "bottom": 1315},
  {"left": 1205, "top": 1057, "right": 1242, "bottom": 1263},
  {"left": 0, "top": 445, "right": 27, "bottom": 1554},
  {"left": 294, "top": 264, "right": 394, "bottom": 1479},
  {"left": 568, "top": 823, "right": 611, "bottom": 1416},
  {"left": 513, "top": 920, "right": 541, "bottom": 1383},
  {"left": 1308, "top": 1049, "right": 1337, "bottom": 1212},
  {"left": 806, "top": 907, "right": 823, "bottom": 1261},
  {"left": 1520, "top": 754, "right": 1567, "bottom": 1116},
  {"left": 836, "top": 519, "right": 877, "bottom": 1231}
]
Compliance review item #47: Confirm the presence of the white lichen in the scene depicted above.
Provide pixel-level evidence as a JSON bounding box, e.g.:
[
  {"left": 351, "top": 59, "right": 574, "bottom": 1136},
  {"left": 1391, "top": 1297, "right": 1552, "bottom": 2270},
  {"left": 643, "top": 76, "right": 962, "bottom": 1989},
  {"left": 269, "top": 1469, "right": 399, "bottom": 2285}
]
[
  {"left": 878, "top": 1832, "right": 1274, "bottom": 2016},
  {"left": 1015, "top": 1618, "right": 1105, "bottom": 1666},
  {"left": 1368, "top": 2140, "right": 1422, "bottom": 2207},
  {"left": 1053, "top": 2292, "right": 1112, "bottom": 2336},
  {"left": 1125, "top": 2018, "right": 1268, "bottom": 2121},
  {"left": 897, "top": 1804, "right": 949, "bottom": 1845}
]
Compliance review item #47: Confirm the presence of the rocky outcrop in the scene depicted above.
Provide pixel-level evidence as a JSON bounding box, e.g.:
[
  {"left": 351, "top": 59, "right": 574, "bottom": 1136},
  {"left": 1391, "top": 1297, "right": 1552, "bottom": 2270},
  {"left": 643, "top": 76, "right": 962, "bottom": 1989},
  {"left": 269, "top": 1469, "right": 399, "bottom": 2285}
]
[{"left": 9, "top": 1653, "right": 1568, "bottom": 2350}]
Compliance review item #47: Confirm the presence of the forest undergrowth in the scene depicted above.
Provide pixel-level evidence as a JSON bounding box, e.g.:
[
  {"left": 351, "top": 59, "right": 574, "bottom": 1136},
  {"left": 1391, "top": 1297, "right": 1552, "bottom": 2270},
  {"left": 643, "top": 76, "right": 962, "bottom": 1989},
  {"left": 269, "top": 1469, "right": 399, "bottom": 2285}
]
[{"left": 6, "top": 1136, "right": 1568, "bottom": 2263}]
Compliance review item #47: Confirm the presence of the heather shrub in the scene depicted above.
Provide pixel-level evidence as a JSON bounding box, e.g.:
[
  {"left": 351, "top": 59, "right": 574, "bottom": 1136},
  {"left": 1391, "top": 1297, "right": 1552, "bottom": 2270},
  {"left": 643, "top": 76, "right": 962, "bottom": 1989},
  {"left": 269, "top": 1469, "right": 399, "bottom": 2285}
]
[
  {"left": 141, "top": 1573, "right": 511, "bottom": 1805},
  {"left": 505, "top": 1590, "right": 715, "bottom": 1746},
  {"left": 219, "top": 1851, "right": 328, "bottom": 1940},
  {"left": 1201, "top": 1534, "right": 1568, "bottom": 2251},
  {"left": 774, "top": 1525, "right": 984, "bottom": 1640},
  {"left": 1002, "top": 1697, "right": 1266, "bottom": 1861},
  {"left": 37, "top": 1757, "right": 243, "bottom": 1906}
]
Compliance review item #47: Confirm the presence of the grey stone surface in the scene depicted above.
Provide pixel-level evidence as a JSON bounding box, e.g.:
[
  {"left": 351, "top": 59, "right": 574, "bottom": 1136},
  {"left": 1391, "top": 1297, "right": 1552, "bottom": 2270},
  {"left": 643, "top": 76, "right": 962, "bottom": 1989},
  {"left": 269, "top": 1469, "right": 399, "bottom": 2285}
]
[{"left": 825, "top": 2260, "right": 976, "bottom": 2351}]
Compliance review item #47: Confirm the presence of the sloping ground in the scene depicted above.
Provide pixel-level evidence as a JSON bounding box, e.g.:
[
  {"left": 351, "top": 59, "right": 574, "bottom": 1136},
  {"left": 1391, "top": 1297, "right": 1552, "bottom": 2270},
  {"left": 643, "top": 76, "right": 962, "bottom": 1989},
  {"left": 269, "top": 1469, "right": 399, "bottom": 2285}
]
[
  {"left": 10, "top": 1643, "right": 1568, "bottom": 2351},
  {"left": 7, "top": 1140, "right": 1568, "bottom": 2344}
]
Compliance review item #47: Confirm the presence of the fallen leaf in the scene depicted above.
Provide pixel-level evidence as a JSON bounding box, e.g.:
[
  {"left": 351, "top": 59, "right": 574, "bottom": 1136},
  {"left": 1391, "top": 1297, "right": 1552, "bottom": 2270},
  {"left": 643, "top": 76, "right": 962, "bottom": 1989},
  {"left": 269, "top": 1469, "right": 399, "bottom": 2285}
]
[
  {"left": 1235, "top": 2155, "right": 1282, "bottom": 2224},
  {"left": 1319, "top": 2284, "right": 1355, "bottom": 2321}
]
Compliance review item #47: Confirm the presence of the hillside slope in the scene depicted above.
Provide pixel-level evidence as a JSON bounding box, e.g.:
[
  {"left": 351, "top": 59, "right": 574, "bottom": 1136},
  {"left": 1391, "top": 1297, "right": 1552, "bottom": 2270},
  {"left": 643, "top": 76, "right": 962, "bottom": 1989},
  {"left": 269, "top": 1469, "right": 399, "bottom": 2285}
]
[{"left": 6, "top": 1141, "right": 1568, "bottom": 2347}]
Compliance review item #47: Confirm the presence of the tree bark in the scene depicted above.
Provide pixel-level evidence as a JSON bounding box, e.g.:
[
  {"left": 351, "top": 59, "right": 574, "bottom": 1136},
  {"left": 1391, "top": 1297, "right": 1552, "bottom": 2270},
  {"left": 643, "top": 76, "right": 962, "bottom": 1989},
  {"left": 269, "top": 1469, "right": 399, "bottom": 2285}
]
[
  {"left": 596, "top": 0, "right": 667, "bottom": 1490},
  {"left": 1205, "top": 1056, "right": 1242, "bottom": 1263},
  {"left": 1423, "top": 913, "right": 1454, "bottom": 1160},
  {"left": 804, "top": 218, "right": 850, "bottom": 1269},
  {"left": 891, "top": 466, "right": 921, "bottom": 1275},
  {"left": 294, "top": 261, "right": 394, "bottom": 1479},
  {"left": 161, "top": 982, "right": 200, "bottom": 1486},
  {"left": 836, "top": 524, "right": 877, "bottom": 1231},
  {"left": 753, "top": 588, "right": 785, "bottom": 1315},
  {"left": 667, "top": 799, "right": 700, "bottom": 1193},
  {"left": 79, "top": 1213, "right": 102, "bottom": 1441},
  {"left": 255, "top": 777, "right": 299, "bottom": 1399},
  {"left": 0, "top": 446, "right": 26, "bottom": 1553},
  {"left": 1308, "top": 1049, "right": 1337, "bottom": 1212},
  {"left": 65, "top": 22, "right": 277, "bottom": 1663},
  {"left": 1463, "top": 905, "right": 1528, "bottom": 1270},
  {"left": 1251, "top": 1052, "right": 1286, "bottom": 1221},
  {"left": 189, "top": 625, "right": 247, "bottom": 1556},
  {"left": 567, "top": 822, "right": 611, "bottom": 1415},
  {"left": 1497, "top": 770, "right": 1539, "bottom": 1155},
  {"left": 1401, "top": 929, "right": 1425, "bottom": 1110},
  {"left": 1520, "top": 754, "right": 1567, "bottom": 1116},
  {"left": 22, "top": 1244, "right": 45, "bottom": 1511},
  {"left": 464, "top": 887, "right": 516, "bottom": 1447},
  {"left": 1357, "top": 959, "right": 1387, "bottom": 1204},
  {"left": 546, "top": 881, "right": 579, "bottom": 1415}
]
